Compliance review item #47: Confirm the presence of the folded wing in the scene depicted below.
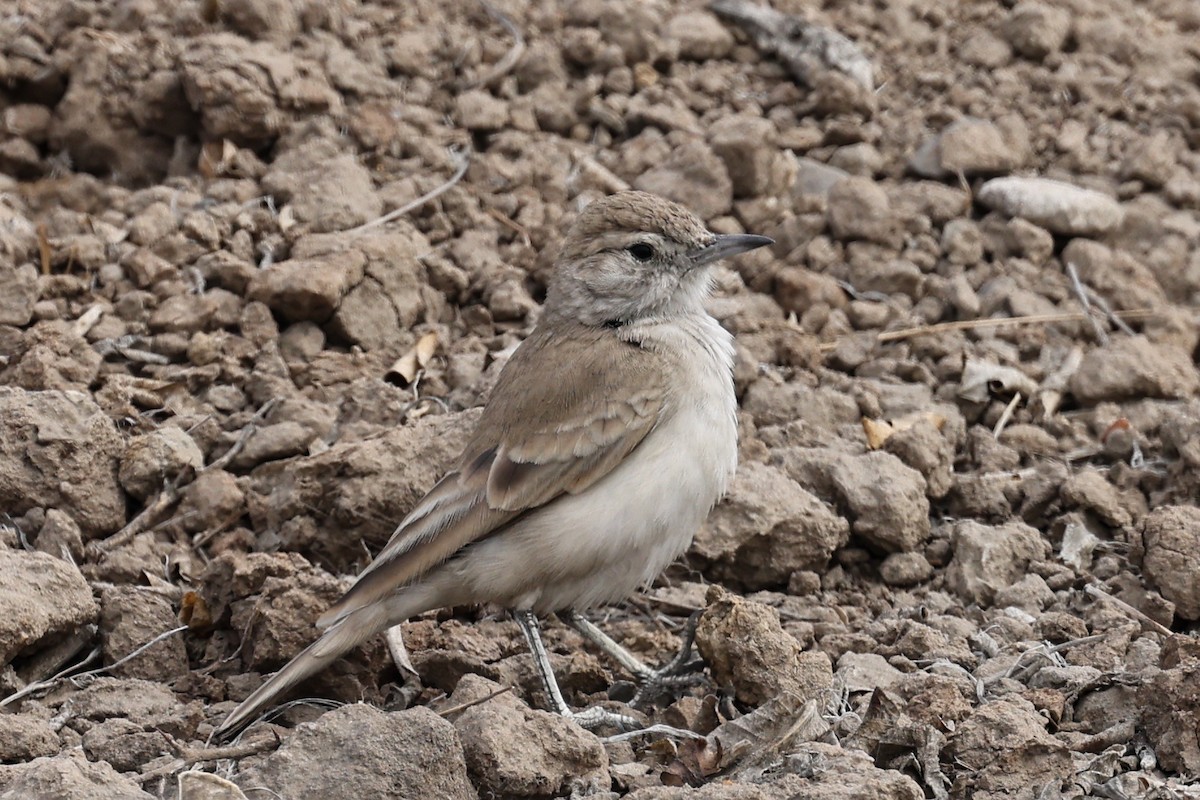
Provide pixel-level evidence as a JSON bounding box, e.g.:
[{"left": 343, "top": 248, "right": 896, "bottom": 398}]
[{"left": 317, "top": 323, "right": 669, "bottom": 627}]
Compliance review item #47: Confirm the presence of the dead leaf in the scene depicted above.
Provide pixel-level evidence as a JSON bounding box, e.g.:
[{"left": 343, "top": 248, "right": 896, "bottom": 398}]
[
  {"left": 959, "top": 358, "right": 1038, "bottom": 403},
  {"left": 662, "top": 737, "right": 722, "bottom": 787},
  {"left": 663, "top": 694, "right": 828, "bottom": 782},
  {"left": 179, "top": 591, "right": 213, "bottom": 629},
  {"left": 198, "top": 139, "right": 237, "bottom": 179},
  {"left": 178, "top": 770, "right": 249, "bottom": 800},
  {"left": 386, "top": 331, "right": 439, "bottom": 387},
  {"left": 863, "top": 412, "right": 948, "bottom": 450},
  {"left": 72, "top": 304, "right": 105, "bottom": 337}
]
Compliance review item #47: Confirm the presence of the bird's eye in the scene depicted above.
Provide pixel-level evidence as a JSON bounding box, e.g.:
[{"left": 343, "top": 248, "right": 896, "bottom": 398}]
[{"left": 627, "top": 243, "right": 655, "bottom": 262}]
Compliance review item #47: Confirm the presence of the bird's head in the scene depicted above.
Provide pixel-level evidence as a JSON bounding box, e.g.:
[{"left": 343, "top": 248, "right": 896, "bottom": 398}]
[{"left": 545, "top": 191, "right": 773, "bottom": 327}]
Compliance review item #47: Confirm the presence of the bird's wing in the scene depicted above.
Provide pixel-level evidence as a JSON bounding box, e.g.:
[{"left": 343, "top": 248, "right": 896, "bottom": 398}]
[{"left": 317, "top": 324, "right": 669, "bottom": 626}]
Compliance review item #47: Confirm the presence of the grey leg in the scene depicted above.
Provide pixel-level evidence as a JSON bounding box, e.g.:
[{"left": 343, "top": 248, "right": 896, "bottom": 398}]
[
  {"left": 514, "top": 610, "right": 639, "bottom": 731},
  {"left": 563, "top": 610, "right": 706, "bottom": 708}
]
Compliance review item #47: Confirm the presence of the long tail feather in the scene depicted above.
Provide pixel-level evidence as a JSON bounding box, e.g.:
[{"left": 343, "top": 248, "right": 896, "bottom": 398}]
[{"left": 214, "top": 604, "right": 387, "bottom": 739}]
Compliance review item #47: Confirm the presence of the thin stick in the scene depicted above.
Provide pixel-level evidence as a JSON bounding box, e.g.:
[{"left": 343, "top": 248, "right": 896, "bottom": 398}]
[
  {"left": 138, "top": 731, "right": 281, "bottom": 784},
  {"left": 2, "top": 624, "right": 189, "bottom": 708},
  {"left": 345, "top": 150, "right": 470, "bottom": 235},
  {"left": 0, "top": 647, "right": 101, "bottom": 708},
  {"left": 486, "top": 207, "right": 532, "bottom": 247},
  {"left": 95, "top": 399, "right": 277, "bottom": 553},
  {"left": 992, "top": 392, "right": 1022, "bottom": 438},
  {"left": 878, "top": 308, "right": 1155, "bottom": 340},
  {"left": 1084, "top": 583, "right": 1173, "bottom": 636},
  {"left": 1085, "top": 286, "right": 1136, "bottom": 336},
  {"left": 67, "top": 626, "right": 189, "bottom": 686},
  {"left": 465, "top": 1, "right": 526, "bottom": 89},
  {"left": 437, "top": 685, "right": 514, "bottom": 718},
  {"left": 818, "top": 308, "right": 1157, "bottom": 353},
  {"left": 1065, "top": 262, "right": 1107, "bottom": 344}
]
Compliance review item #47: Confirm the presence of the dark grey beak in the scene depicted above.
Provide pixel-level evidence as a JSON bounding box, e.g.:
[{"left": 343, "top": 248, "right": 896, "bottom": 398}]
[{"left": 689, "top": 233, "right": 774, "bottom": 267}]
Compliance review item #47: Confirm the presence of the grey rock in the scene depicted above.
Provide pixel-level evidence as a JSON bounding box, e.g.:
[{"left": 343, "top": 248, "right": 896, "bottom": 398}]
[
  {"left": 0, "top": 549, "right": 97, "bottom": 667},
  {"left": 693, "top": 461, "right": 849, "bottom": 588},
  {"left": 235, "top": 704, "right": 475, "bottom": 800},
  {"left": 448, "top": 674, "right": 609, "bottom": 797},
  {"left": 977, "top": 176, "right": 1124, "bottom": 236},
  {"left": 0, "top": 752, "right": 154, "bottom": 800},
  {"left": 946, "top": 520, "right": 1044, "bottom": 605}
]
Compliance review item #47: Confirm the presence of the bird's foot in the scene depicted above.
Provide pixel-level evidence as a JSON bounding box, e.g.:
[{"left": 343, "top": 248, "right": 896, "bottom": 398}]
[
  {"left": 565, "top": 610, "right": 707, "bottom": 708},
  {"left": 627, "top": 612, "right": 705, "bottom": 707},
  {"left": 565, "top": 704, "right": 641, "bottom": 731},
  {"left": 565, "top": 705, "right": 704, "bottom": 743}
]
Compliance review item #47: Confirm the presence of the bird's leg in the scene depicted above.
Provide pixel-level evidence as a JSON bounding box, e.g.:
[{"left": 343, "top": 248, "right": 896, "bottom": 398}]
[
  {"left": 563, "top": 610, "right": 706, "bottom": 708},
  {"left": 514, "top": 610, "right": 639, "bottom": 731}
]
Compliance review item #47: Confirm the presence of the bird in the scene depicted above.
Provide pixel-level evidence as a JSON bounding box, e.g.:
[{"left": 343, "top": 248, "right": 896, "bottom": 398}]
[{"left": 214, "top": 190, "right": 773, "bottom": 738}]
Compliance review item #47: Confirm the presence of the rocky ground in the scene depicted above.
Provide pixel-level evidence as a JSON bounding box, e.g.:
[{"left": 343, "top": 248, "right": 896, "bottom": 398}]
[{"left": 1, "top": 0, "right": 1199, "bottom": 798}]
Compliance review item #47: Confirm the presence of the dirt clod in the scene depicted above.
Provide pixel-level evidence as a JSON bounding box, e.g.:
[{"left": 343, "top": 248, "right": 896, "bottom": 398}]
[
  {"left": 0, "top": 388, "right": 124, "bottom": 537},
  {"left": 696, "top": 587, "right": 832, "bottom": 707},
  {"left": 446, "top": 674, "right": 609, "bottom": 798},
  {"left": 0, "top": 751, "right": 155, "bottom": 800},
  {"left": 0, "top": 549, "right": 97, "bottom": 666},
  {"left": 234, "top": 704, "right": 475, "bottom": 800},
  {"left": 692, "top": 461, "right": 849, "bottom": 589},
  {"left": 1139, "top": 505, "right": 1200, "bottom": 621},
  {"left": 945, "top": 520, "right": 1045, "bottom": 606}
]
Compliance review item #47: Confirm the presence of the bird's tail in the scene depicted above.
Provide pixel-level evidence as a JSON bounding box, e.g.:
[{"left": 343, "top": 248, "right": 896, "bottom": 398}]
[{"left": 213, "top": 602, "right": 389, "bottom": 739}]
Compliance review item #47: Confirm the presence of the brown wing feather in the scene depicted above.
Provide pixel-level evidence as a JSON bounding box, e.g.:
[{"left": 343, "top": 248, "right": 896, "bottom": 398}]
[{"left": 317, "top": 323, "right": 669, "bottom": 626}]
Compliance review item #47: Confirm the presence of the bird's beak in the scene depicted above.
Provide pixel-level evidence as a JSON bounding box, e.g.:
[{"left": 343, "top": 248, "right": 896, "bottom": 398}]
[{"left": 689, "top": 233, "right": 774, "bottom": 267}]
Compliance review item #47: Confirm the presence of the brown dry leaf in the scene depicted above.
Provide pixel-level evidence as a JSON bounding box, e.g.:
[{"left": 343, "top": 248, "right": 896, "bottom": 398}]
[
  {"left": 179, "top": 591, "right": 213, "bottom": 629},
  {"left": 863, "top": 412, "right": 948, "bottom": 450},
  {"left": 198, "top": 139, "right": 237, "bottom": 179},
  {"left": 862, "top": 418, "right": 895, "bottom": 450},
  {"left": 386, "top": 331, "right": 439, "bottom": 387},
  {"left": 663, "top": 694, "right": 828, "bottom": 783},
  {"left": 662, "top": 737, "right": 723, "bottom": 787}
]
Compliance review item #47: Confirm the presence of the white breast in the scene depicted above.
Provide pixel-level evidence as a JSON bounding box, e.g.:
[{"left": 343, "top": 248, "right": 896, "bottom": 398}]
[{"left": 448, "top": 313, "right": 738, "bottom": 613}]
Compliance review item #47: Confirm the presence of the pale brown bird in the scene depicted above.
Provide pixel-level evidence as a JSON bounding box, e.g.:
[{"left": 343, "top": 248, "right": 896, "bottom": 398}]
[{"left": 215, "top": 191, "right": 772, "bottom": 738}]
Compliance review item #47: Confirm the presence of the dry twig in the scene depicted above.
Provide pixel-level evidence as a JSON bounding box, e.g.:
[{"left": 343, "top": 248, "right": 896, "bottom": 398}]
[
  {"left": 94, "top": 399, "right": 277, "bottom": 553},
  {"left": 464, "top": 1, "right": 525, "bottom": 89},
  {"left": 1085, "top": 583, "right": 1173, "bottom": 636},
  {"left": 436, "top": 685, "right": 514, "bottom": 719},
  {"left": 0, "top": 647, "right": 100, "bottom": 709},
  {"left": 1, "top": 624, "right": 188, "bottom": 709},
  {"left": 138, "top": 731, "right": 282, "bottom": 784},
  {"left": 1065, "top": 261, "right": 1109, "bottom": 344},
  {"left": 819, "top": 307, "right": 1157, "bottom": 353},
  {"left": 344, "top": 149, "right": 470, "bottom": 236},
  {"left": 991, "top": 391, "right": 1022, "bottom": 438},
  {"left": 486, "top": 207, "right": 532, "bottom": 247}
]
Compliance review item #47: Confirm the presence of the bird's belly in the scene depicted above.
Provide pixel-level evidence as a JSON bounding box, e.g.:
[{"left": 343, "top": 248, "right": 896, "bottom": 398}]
[{"left": 456, "top": 383, "right": 737, "bottom": 612}]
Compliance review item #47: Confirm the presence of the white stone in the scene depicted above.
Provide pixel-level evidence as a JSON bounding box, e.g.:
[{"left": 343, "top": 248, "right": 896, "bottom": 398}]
[{"left": 977, "top": 176, "right": 1124, "bottom": 236}]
